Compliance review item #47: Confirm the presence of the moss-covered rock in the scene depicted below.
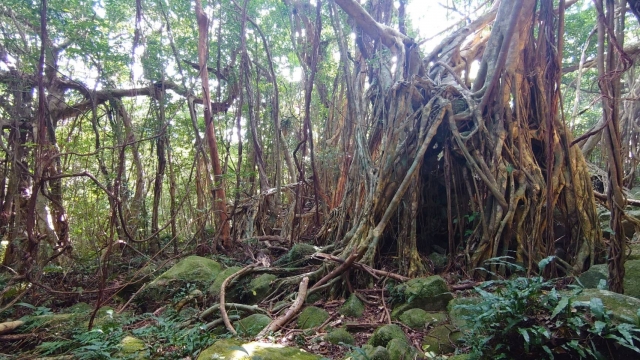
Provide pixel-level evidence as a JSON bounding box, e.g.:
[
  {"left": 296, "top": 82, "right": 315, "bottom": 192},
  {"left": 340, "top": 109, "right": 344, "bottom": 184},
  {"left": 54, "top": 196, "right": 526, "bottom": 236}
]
[
  {"left": 449, "top": 354, "right": 472, "bottom": 360},
  {"left": 628, "top": 242, "right": 640, "bottom": 261},
  {"left": 573, "top": 288, "right": 640, "bottom": 324},
  {"left": 339, "top": 294, "right": 365, "bottom": 318},
  {"left": 386, "top": 338, "right": 417, "bottom": 360},
  {"left": 390, "top": 276, "right": 452, "bottom": 318},
  {"left": 577, "top": 264, "right": 608, "bottom": 289},
  {"left": 297, "top": 306, "right": 329, "bottom": 329},
  {"left": 208, "top": 266, "right": 242, "bottom": 299},
  {"left": 345, "top": 345, "right": 390, "bottom": 360},
  {"left": 117, "top": 336, "right": 148, "bottom": 359},
  {"left": 234, "top": 313, "right": 271, "bottom": 337},
  {"left": 428, "top": 252, "right": 448, "bottom": 272},
  {"left": 137, "top": 256, "right": 222, "bottom": 310},
  {"left": 197, "top": 338, "right": 323, "bottom": 360},
  {"left": 422, "top": 324, "right": 462, "bottom": 355},
  {"left": 326, "top": 328, "right": 355, "bottom": 345},
  {"left": 576, "top": 260, "right": 640, "bottom": 299},
  {"left": 368, "top": 324, "right": 407, "bottom": 347},
  {"left": 274, "top": 243, "right": 317, "bottom": 266},
  {"left": 246, "top": 274, "right": 277, "bottom": 304},
  {"left": 399, "top": 308, "right": 447, "bottom": 329},
  {"left": 447, "top": 297, "right": 481, "bottom": 329}
]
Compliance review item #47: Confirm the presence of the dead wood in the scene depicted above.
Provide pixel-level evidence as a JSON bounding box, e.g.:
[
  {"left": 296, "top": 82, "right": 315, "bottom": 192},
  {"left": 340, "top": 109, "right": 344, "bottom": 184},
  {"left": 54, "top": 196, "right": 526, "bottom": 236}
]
[
  {"left": 220, "top": 264, "right": 256, "bottom": 335},
  {"left": 257, "top": 276, "right": 309, "bottom": 338}
]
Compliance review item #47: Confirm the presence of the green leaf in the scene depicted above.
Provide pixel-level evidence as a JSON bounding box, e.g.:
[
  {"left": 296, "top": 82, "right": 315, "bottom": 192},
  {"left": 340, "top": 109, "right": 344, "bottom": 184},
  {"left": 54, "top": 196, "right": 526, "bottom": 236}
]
[
  {"left": 551, "top": 296, "right": 569, "bottom": 319},
  {"left": 538, "top": 256, "right": 556, "bottom": 271},
  {"left": 593, "top": 320, "right": 607, "bottom": 335},
  {"left": 590, "top": 298, "right": 605, "bottom": 321}
]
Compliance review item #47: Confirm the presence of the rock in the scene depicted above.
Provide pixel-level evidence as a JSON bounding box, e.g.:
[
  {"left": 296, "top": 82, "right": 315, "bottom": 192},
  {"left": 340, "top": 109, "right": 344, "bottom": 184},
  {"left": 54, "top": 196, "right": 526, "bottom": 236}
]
[
  {"left": 368, "top": 324, "right": 407, "bottom": 347},
  {"left": 449, "top": 355, "right": 472, "bottom": 360},
  {"left": 325, "top": 328, "right": 355, "bottom": 345},
  {"left": 118, "top": 336, "right": 147, "bottom": 358},
  {"left": 628, "top": 243, "right": 640, "bottom": 261},
  {"left": 339, "top": 294, "right": 365, "bottom": 318},
  {"left": 346, "top": 345, "right": 390, "bottom": 360},
  {"left": 208, "top": 266, "right": 242, "bottom": 299},
  {"left": 234, "top": 313, "right": 271, "bottom": 337},
  {"left": 624, "top": 260, "right": 640, "bottom": 299},
  {"left": 577, "top": 260, "right": 640, "bottom": 299},
  {"left": 154, "top": 256, "right": 222, "bottom": 286},
  {"left": 297, "top": 306, "right": 329, "bottom": 329},
  {"left": 197, "top": 338, "right": 323, "bottom": 360},
  {"left": 246, "top": 274, "right": 277, "bottom": 304},
  {"left": 386, "top": 338, "right": 418, "bottom": 360},
  {"left": 573, "top": 289, "right": 640, "bottom": 324},
  {"left": 428, "top": 252, "right": 448, "bottom": 272},
  {"left": 577, "top": 264, "right": 608, "bottom": 289},
  {"left": 137, "top": 256, "right": 222, "bottom": 310},
  {"left": 390, "top": 276, "right": 453, "bottom": 318},
  {"left": 274, "top": 243, "right": 317, "bottom": 266},
  {"left": 448, "top": 297, "right": 481, "bottom": 329},
  {"left": 422, "top": 324, "right": 461, "bottom": 355},
  {"left": 399, "top": 309, "right": 447, "bottom": 329}
]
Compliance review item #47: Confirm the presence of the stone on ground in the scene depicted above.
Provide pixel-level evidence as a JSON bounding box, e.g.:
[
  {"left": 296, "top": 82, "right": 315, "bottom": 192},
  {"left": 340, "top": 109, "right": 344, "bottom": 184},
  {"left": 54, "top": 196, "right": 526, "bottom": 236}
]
[
  {"left": 208, "top": 266, "right": 242, "bottom": 299},
  {"left": 274, "top": 243, "right": 317, "bottom": 266},
  {"left": 573, "top": 288, "right": 640, "bottom": 324},
  {"left": 577, "top": 264, "right": 608, "bottom": 289},
  {"left": 577, "top": 260, "right": 640, "bottom": 299},
  {"left": 246, "top": 274, "right": 277, "bottom": 304},
  {"left": 390, "top": 276, "right": 453, "bottom": 318},
  {"left": 118, "top": 336, "right": 147, "bottom": 358},
  {"left": 447, "top": 297, "right": 482, "bottom": 329},
  {"left": 398, "top": 308, "right": 447, "bottom": 329},
  {"left": 297, "top": 306, "right": 329, "bottom": 329},
  {"left": 422, "top": 324, "right": 462, "bottom": 355},
  {"left": 325, "top": 328, "right": 355, "bottom": 345},
  {"left": 197, "top": 338, "right": 323, "bottom": 360},
  {"left": 339, "top": 293, "right": 365, "bottom": 318},
  {"left": 345, "top": 345, "right": 390, "bottom": 360},
  {"left": 386, "top": 338, "right": 418, "bottom": 360},
  {"left": 234, "top": 313, "right": 271, "bottom": 337},
  {"left": 368, "top": 324, "right": 407, "bottom": 347}
]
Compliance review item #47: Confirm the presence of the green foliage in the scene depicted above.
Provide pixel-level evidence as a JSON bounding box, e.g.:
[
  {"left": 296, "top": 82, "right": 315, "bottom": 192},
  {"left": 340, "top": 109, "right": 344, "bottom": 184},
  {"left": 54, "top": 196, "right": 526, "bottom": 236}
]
[{"left": 456, "top": 275, "right": 640, "bottom": 359}]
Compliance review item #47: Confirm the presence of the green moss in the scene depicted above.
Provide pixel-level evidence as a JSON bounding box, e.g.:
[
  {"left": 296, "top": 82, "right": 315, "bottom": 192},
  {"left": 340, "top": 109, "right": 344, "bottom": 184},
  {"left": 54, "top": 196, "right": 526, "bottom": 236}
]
[
  {"left": 368, "top": 324, "right": 407, "bottom": 347},
  {"left": 208, "top": 266, "right": 242, "bottom": 297},
  {"left": 61, "top": 302, "right": 92, "bottom": 314},
  {"left": 447, "top": 297, "right": 481, "bottom": 329},
  {"left": 386, "top": 338, "right": 417, "bottom": 360},
  {"left": 118, "top": 336, "right": 147, "bottom": 358},
  {"left": 297, "top": 306, "right": 329, "bottom": 329},
  {"left": 422, "top": 324, "right": 462, "bottom": 355},
  {"left": 573, "top": 289, "right": 640, "bottom": 324},
  {"left": 325, "top": 328, "right": 355, "bottom": 345},
  {"left": 390, "top": 276, "right": 452, "bottom": 316},
  {"left": 274, "top": 243, "right": 317, "bottom": 266},
  {"left": 399, "top": 309, "right": 447, "bottom": 329},
  {"left": 197, "top": 339, "right": 323, "bottom": 360},
  {"left": 346, "top": 345, "right": 390, "bottom": 360},
  {"left": 577, "top": 264, "right": 608, "bottom": 289},
  {"left": 234, "top": 314, "right": 271, "bottom": 337},
  {"left": 154, "top": 256, "right": 222, "bottom": 286},
  {"left": 247, "top": 274, "right": 277, "bottom": 304},
  {"left": 339, "top": 294, "right": 365, "bottom": 318}
]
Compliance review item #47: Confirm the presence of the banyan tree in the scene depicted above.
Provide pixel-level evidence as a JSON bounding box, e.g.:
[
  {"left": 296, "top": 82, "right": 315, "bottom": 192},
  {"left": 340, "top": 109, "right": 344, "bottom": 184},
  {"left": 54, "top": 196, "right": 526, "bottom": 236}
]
[{"left": 317, "top": 0, "right": 604, "bottom": 280}]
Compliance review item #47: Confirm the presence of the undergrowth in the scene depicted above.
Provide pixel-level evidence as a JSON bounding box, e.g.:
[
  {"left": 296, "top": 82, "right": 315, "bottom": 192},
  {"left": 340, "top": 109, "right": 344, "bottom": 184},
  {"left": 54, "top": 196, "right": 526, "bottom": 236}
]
[{"left": 456, "top": 257, "right": 640, "bottom": 359}]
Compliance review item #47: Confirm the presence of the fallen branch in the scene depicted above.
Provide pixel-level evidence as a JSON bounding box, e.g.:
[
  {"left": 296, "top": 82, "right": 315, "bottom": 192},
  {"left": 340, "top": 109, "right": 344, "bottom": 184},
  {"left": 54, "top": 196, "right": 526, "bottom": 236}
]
[
  {"left": 200, "top": 302, "right": 268, "bottom": 320},
  {"left": 220, "top": 264, "right": 256, "bottom": 335},
  {"left": 257, "top": 276, "right": 309, "bottom": 338},
  {"left": 0, "top": 320, "right": 24, "bottom": 335}
]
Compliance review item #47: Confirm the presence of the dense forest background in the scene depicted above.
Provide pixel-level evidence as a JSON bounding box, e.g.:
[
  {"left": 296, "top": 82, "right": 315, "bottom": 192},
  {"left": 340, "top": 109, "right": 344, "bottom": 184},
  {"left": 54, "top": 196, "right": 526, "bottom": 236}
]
[{"left": 2, "top": 0, "right": 640, "bottom": 354}]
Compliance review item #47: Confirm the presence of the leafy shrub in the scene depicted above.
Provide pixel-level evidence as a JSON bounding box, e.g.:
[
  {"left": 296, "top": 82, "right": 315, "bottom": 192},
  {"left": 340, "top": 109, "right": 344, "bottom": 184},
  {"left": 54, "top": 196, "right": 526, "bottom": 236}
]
[{"left": 456, "top": 259, "right": 640, "bottom": 359}]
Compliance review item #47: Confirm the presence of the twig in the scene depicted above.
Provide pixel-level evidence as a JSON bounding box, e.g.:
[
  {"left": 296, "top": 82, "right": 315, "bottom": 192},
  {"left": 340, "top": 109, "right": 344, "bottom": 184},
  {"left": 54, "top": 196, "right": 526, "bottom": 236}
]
[
  {"left": 199, "top": 302, "right": 268, "bottom": 320},
  {"left": 220, "top": 264, "right": 256, "bottom": 335},
  {"left": 312, "top": 253, "right": 410, "bottom": 282},
  {"left": 257, "top": 276, "right": 309, "bottom": 338},
  {"left": 202, "top": 315, "right": 241, "bottom": 331},
  {"left": 381, "top": 280, "right": 391, "bottom": 324}
]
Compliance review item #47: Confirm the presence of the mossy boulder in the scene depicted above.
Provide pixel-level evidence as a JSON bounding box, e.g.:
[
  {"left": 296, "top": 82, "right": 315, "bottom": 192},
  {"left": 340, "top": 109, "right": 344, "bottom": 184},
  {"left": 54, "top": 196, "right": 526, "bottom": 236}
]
[
  {"left": 368, "top": 324, "right": 407, "bottom": 347},
  {"left": 339, "top": 294, "right": 365, "bottom": 318},
  {"left": 117, "top": 336, "right": 148, "bottom": 359},
  {"left": 447, "top": 297, "right": 482, "bottom": 329},
  {"left": 234, "top": 313, "right": 271, "bottom": 337},
  {"left": 573, "top": 289, "right": 640, "bottom": 324},
  {"left": 197, "top": 338, "right": 323, "bottom": 360},
  {"left": 208, "top": 266, "right": 242, "bottom": 300},
  {"left": 628, "top": 242, "right": 640, "bottom": 261},
  {"left": 325, "top": 328, "right": 355, "bottom": 345},
  {"left": 399, "top": 309, "right": 447, "bottom": 329},
  {"left": 449, "top": 355, "right": 472, "bottom": 360},
  {"left": 428, "top": 252, "right": 448, "bottom": 272},
  {"left": 274, "top": 243, "right": 317, "bottom": 266},
  {"left": 137, "top": 256, "right": 222, "bottom": 310},
  {"left": 297, "top": 306, "right": 329, "bottom": 329},
  {"left": 576, "top": 260, "right": 640, "bottom": 299},
  {"left": 246, "top": 274, "right": 277, "bottom": 304},
  {"left": 387, "top": 338, "right": 418, "bottom": 360},
  {"left": 390, "top": 276, "right": 453, "bottom": 318},
  {"left": 346, "top": 345, "right": 390, "bottom": 360},
  {"left": 577, "top": 264, "right": 608, "bottom": 289},
  {"left": 422, "top": 324, "right": 462, "bottom": 355}
]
